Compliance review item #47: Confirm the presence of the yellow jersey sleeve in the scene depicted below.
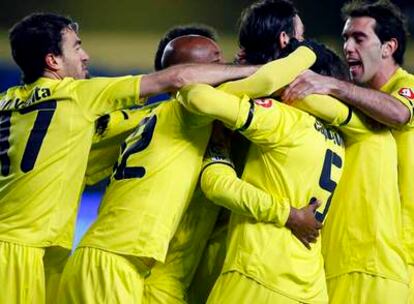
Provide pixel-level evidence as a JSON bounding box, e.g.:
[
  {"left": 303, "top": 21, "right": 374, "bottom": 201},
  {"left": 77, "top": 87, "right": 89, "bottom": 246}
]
[
  {"left": 85, "top": 106, "right": 154, "bottom": 185},
  {"left": 380, "top": 68, "right": 414, "bottom": 128},
  {"left": 219, "top": 46, "right": 316, "bottom": 98},
  {"left": 290, "top": 94, "right": 377, "bottom": 141},
  {"left": 177, "top": 85, "right": 305, "bottom": 149},
  {"left": 70, "top": 75, "right": 144, "bottom": 120},
  {"left": 201, "top": 163, "right": 290, "bottom": 227},
  {"left": 177, "top": 84, "right": 251, "bottom": 130}
]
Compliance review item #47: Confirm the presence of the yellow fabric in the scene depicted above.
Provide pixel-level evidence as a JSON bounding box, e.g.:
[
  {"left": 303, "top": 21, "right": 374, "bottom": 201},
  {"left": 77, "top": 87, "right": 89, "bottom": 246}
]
[
  {"left": 0, "top": 241, "right": 45, "bottom": 304},
  {"left": 293, "top": 91, "right": 408, "bottom": 283},
  {"left": 289, "top": 87, "right": 408, "bottom": 284},
  {"left": 322, "top": 124, "right": 408, "bottom": 283},
  {"left": 58, "top": 247, "right": 147, "bottom": 303},
  {"left": 79, "top": 98, "right": 212, "bottom": 263},
  {"left": 188, "top": 220, "right": 228, "bottom": 304},
  {"left": 381, "top": 68, "right": 414, "bottom": 265},
  {"left": 207, "top": 271, "right": 303, "bottom": 304},
  {"left": 86, "top": 106, "right": 155, "bottom": 185},
  {"left": 327, "top": 272, "right": 408, "bottom": 304},
  {"left": 44, "top": 246, "right": 71, "bottom": 304},
  {"left": 409, "top": 265, "right": 414, "bottom": 304},
  {"left": 181, "top": 84, "right": 345, "bottom": 303},
  {"left": 0, "top": 75, "right": 142, "bottom": 252},
  {"left": 219, "top": 46, "right": 316, "bottom": 98},
  {"left": 144, "top": 186, "right": 220, "bottom": 303},
  {"left": 214, "top": 102, "right": 344, "bottom": 303},
  {"left": 381, "top": 68, "right": 414, "bottom": 126},
  {"left": 201, "top": 163, "right": 291, "bottom": 227}
]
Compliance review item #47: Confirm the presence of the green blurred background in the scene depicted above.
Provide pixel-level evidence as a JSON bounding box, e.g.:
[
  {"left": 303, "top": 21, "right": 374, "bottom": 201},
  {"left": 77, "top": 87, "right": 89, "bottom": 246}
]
[{"left": 0, "top": 0, "right": 413, "bottom": 71}]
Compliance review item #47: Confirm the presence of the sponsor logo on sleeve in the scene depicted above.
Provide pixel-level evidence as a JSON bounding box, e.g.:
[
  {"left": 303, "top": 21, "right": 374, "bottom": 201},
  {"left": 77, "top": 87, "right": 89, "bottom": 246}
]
[
  {"left": 254, "top": 98, "right": 273, "bottom": 108},
  {"left": 398, "top": 88, "right": 414, "bottom": 100}
]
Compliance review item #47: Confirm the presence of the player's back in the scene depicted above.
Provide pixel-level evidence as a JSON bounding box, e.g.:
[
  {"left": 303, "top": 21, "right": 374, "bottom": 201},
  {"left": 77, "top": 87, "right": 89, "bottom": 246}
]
[
  {"left": 80, "top": 98, "right": 212, "bottom": 263},
  {"left": 0, "top": 75, "right": 142, "bottom": 250},
  {"left": 322, "top": 116, "right": 408, "bottom": 284},
  {"left": 223, "top": 99, "right": 344, "bottom": 303}
]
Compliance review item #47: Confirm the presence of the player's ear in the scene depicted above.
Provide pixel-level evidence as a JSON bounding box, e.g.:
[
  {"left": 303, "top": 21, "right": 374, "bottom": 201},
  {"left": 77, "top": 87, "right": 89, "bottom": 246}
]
[
  {"left": 278, "top": 31, "right": 290, "bottom": 49},
  {"left": 44, "top": 53, "right": 62, "bottom": 71},
  {"left": 381, "top": 38, "right": 398, "bottom": 60}
]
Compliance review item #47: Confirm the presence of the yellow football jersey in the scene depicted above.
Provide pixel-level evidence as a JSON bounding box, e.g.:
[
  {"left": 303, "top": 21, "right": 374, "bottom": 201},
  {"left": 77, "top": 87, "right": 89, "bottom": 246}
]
[
  {"left": 79, "top": 98, "right": 212, "bottom": 262},
  {"left": 381, "top": 68, "right": 414, "bottom": 265},
  {"left": 0, "top": 76, "right": 142, "bottom": 250},
  {"left": 86, "top": 106, "right": 156, "bottom": 185},
  {"left": 179, "top": 84, "right": 345, "bottom": 303},
  {"left": 144, "top": 187, "right": 220, "bottom": 300},
  {"left": 293, "top": 95, "right": 408, "bottom": 284}
]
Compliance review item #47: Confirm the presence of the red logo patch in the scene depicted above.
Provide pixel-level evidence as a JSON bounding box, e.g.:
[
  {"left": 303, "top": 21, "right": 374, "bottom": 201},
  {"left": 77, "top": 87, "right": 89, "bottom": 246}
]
[
  {"left": 398, "top": 88, "right": 414, "bottom": 100},
  {"left": 254, "top": 98, "right": 273, "bottom": 108}
]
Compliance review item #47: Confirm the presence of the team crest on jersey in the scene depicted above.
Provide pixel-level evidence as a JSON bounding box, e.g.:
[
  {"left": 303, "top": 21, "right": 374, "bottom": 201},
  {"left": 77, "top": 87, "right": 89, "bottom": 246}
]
[
  {"left": 398, "top": 88, "right": 414, "bottom": 100},
  {"left": 254, "top": 98, "right": 273, "bottom": 108}
]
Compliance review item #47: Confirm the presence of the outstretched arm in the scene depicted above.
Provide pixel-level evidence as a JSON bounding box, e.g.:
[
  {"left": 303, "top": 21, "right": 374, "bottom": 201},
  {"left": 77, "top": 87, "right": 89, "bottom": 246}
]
[
  {"left": 282, "top": 70, "right": 410, "bottom": 128},
  {"left": 219, "top": 46, "right": 316, "bottom": 98},
  {"left": 140, "top": 63, "right": 259, "bottom": 98}
]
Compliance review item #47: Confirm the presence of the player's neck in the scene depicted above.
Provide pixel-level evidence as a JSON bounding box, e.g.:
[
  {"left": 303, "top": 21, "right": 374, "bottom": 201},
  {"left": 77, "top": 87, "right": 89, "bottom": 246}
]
[
  {"left": 367, "top": 62, "right": 399, "bottom": 90},
  {"left": 43, "top": 69, "right": 64, "bottom": 80}
]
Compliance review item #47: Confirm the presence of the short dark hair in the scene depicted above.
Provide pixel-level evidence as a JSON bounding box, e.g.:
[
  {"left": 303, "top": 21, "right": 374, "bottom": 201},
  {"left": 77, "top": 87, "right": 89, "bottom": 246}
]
[
  {"left": 239, "top": 0, "right": 298, "bottom": 64},
  {"left": 342, "top": 0, "right": 408, "bottom": 65},
  {"left": 154, "top": 24, "right": 218, "bottom": 71},
  {"left": 279, "top": 39, "right": 351, "bottom": 82},
  {"left": 9, "top": 13, "right": 77, "bottom": 84}
]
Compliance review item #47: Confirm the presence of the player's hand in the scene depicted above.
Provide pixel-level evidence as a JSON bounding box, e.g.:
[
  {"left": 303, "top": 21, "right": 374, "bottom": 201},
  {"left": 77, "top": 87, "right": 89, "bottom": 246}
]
[
  {"left": 285, "top": 199, "right": 323, "bottom": 250},
  {"left": 281, "top": 70, "right": 331, "bottom": 104},
  {"left": 234, "top": 48, "right": 247, "bottom": 65},
  {"left": 281, "top": 38, "right": 330, "bottom": 72}
]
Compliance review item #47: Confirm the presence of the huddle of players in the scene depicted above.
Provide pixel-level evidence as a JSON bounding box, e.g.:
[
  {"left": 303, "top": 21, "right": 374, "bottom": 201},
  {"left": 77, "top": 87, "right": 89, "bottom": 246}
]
[{"left": 1, "top": 0, "right": 414, "bottom": 303}]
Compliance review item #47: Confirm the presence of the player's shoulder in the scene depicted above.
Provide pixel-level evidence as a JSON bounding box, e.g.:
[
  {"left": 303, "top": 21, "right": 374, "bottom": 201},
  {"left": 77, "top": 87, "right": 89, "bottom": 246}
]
[{"left": 389, "top": 68, "right": 414, "bottom": 90}]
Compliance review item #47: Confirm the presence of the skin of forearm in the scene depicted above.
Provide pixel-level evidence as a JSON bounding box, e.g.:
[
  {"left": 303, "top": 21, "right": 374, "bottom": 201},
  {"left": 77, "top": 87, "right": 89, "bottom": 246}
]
[
  {"left": 140, "top": 63, "right": 258, "bottom": 98},
  {"left": 330, "top": 79, "right": 410, "bottom": 127}
]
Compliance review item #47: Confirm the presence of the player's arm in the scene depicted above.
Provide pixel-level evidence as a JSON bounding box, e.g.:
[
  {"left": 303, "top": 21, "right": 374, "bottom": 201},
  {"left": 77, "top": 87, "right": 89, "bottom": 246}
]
[
  {"left": 282, "top": 70, "right": 410, "bottom": 128},
  {"left": 85, "top": 106, "right": 154, "bottom": 185},
  {"left": 201, "top": 127, "right": 322, "bottom": 249},
  {"left": 177, "top": 84, "right": 297, "bottom": 148},
  {"left": 218, "top": 46, "right": 316, "bottom": 98},
  {"left": 201, "top": 163, "right": 322, "bottom": 249},
  {"left": 290, "top": 94, "right": 369, "bottom": 133},
  {"left": 140, "top": 63, "right": 259, "bottom": 97},
  {"left": 177, "top": 84, "right": 250, "bottom": 130}
]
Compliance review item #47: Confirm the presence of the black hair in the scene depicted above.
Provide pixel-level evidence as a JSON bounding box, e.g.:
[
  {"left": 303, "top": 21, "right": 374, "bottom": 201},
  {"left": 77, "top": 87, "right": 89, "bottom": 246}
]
[
  {"left": 279, "top": 39, "right": 351, "bottom": 81},
  {"left": 238, "top": 0, "right": 298, "bottom": 64},
  {"left": 154, "top": 24, "right": 218, "bottom": 71},
  {"left": 9, "top": 13, "right": 77, "bottom": 84},
  {"left": 342, "top": 0, "right": 408, "bottom": 65}
]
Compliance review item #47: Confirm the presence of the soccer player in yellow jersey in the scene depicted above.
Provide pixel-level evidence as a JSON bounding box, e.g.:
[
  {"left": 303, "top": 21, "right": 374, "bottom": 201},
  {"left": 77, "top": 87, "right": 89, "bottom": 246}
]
[
  {"left": 0, "top": 13, "right": 258, "bottom": 304},
  {"left": 176, "top": 47, "right": 346, "bottom": 302},
  {"left": 57, "top": 34, "right": 225, "bottom": 304},
  {"left": 143, "top": 25, "right": 224, "bottom": 304},
  {"left": 283, "top": 1, "right": 411, "bottom": 302}
]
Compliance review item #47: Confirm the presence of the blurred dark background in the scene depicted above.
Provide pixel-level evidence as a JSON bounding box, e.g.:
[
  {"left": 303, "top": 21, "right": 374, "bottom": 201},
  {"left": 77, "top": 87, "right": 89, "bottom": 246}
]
[
  {"left": 1, "top": 0, "right": 413, "bottom": 36},
  {"left": 1, "top": 0, "right": 413, "bottom": 90}
]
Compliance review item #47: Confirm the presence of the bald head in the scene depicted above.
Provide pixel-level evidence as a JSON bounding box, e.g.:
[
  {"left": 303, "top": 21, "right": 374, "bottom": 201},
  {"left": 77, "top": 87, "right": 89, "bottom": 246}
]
[{"left": 161, "top": 35, "right": 224, "bottom": 68}]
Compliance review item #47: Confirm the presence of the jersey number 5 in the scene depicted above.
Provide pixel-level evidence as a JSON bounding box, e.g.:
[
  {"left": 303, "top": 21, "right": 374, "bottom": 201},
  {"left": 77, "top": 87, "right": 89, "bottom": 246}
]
[
  {"left": 0, "top": 101, "right": 57, "bottom": 176},
  {"left": 315, "top": 149, "right": 343, "bottom": 222}
]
